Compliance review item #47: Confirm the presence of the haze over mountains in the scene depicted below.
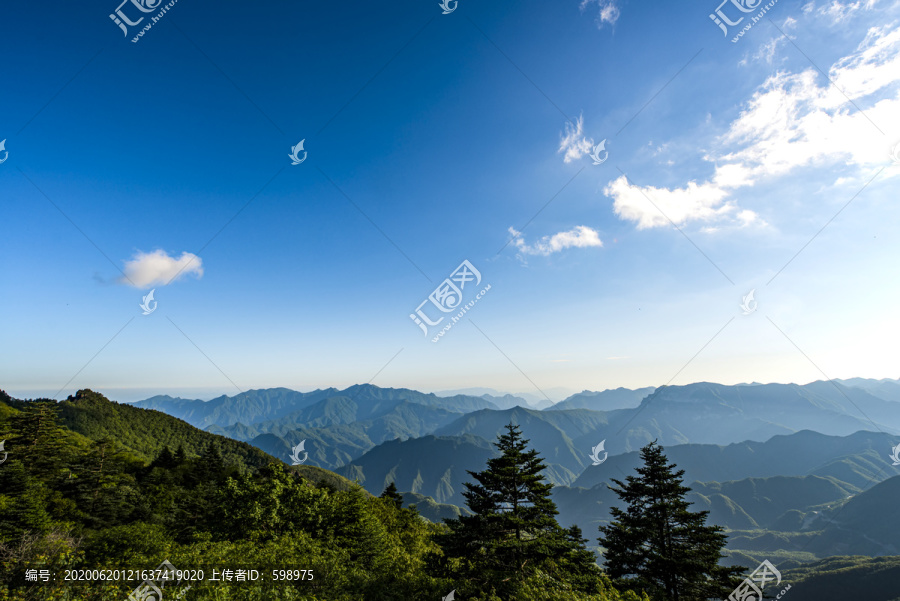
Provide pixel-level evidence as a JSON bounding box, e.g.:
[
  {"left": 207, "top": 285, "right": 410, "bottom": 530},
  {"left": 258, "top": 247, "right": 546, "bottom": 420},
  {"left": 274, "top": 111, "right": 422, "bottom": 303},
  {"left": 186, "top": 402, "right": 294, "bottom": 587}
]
[
  {"left": 133, "top": 378, "right": 900, "bottom": 561},
  {"left": 134, "top": 379, "right": 900, "bottom": 469}
]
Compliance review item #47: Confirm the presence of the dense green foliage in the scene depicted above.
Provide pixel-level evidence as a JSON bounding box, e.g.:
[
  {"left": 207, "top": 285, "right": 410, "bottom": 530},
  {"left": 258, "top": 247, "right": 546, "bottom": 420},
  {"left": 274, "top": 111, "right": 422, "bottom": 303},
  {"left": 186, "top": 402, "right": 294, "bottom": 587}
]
[
  {"left": 0, "top": 392, "right": 639, "bottom": 601},
  {"left": 430, "top": 424, "right": 647, "bottom": 601},
  {"left": 54, "top": 389, "right": 274, "bottom": 471},
  {"left": 599, "top": 442, "right": 743, "bottom": 601}
]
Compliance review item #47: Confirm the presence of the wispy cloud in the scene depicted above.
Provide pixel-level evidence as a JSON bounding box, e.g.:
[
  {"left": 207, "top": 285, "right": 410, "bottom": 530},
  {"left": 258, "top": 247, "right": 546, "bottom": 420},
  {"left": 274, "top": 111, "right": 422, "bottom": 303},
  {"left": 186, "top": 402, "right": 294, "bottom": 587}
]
[
  {"left": 606, "top": 23, "right": 900, "bottom": 230},
  {"left": 815, "top": 0, "right": 877, "bottom": 24},
  {"left": 558, "top": 114, "right": 594, "bottom": 163},
  {"left": 580, "top": 0, "right": 621, "bottom": 28},
  {"left": 120, "top": 249, "right": 203, "bottom": 288},
  {"left": 508, "top": 225, "right": 603, "bottom": 256}
]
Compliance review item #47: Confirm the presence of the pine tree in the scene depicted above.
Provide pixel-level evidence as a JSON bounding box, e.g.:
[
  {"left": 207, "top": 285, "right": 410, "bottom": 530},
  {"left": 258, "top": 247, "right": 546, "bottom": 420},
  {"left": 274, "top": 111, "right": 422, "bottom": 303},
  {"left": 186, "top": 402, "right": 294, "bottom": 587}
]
[
  {"left": 190, "top": 441, "right": 226, "bottom": 485},
  {"left": 151, "top": 446, "right": 176, "bottom": 469},
  {"left": 598, "top": 441, "right": 743, "bottom": 601},
  {"left": 380, "top": 482, "right": 404, "bottom": 509},
  {"left": 6, "top": 401, "right": 67, "bottom": 480},
  {"left": 433, "top": 423, "right": 601, "bottom": 597},
  {"left": 0, "top": 460, "right": 53, "bottom": 541}
]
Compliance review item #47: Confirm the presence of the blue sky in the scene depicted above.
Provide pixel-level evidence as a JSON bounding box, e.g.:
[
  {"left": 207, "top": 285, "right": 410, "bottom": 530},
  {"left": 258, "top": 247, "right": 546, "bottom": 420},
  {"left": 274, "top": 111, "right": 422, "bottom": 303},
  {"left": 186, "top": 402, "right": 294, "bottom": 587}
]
[{"left": 1, "top": 0, "right": 898, "bottom": 402}]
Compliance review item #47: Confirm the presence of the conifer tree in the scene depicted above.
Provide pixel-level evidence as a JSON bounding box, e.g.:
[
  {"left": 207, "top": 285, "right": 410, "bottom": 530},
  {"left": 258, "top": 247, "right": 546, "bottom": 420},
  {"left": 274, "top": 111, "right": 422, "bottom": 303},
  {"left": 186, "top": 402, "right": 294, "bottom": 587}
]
[
  {"left": 6, "top": 401, "right": 66, "bottom": 479},
  {"left": 0, "top": 460, "right": 52, "bottom": 540},
  {"left": 434, "top": 423, "right": 601, "bottom": 597},
  {"left": 151, "top": 446, "right": 176, "bottom": 469},
  {"left": 598, "top": 441, "right": 743, "bottom": 601},
  {"left": 380, "top": 482, "right": 404, "bottom": 509}
]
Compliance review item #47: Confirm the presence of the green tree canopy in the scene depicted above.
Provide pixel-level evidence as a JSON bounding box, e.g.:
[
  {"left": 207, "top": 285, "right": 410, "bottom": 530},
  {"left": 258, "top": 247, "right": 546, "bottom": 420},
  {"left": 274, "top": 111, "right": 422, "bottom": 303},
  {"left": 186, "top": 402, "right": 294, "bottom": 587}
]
[
  {"left": 380, "top": 481, "right": 404, "bottom": 509},
  {"left": 598, "top": 441, "right": 743, "bottom": 601},
  {"left": 433, "top": 423, "right": 612, "bottom": 598}
]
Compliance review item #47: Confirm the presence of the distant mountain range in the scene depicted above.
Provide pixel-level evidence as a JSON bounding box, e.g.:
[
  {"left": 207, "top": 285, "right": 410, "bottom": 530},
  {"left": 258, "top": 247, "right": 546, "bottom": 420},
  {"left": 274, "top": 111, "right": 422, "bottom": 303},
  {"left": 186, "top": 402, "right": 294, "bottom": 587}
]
[
  {"left": 133, "top": 379, "right": 900, "bottom": 468},
  {"left": 434, "top": 386, "right": 573, "bottom": 406},
  {"left": 546, "top": 386, "right": 656, "bottom": 411},
  {"left": 129, "top": 378, "right": 900, "bottom": 560}
]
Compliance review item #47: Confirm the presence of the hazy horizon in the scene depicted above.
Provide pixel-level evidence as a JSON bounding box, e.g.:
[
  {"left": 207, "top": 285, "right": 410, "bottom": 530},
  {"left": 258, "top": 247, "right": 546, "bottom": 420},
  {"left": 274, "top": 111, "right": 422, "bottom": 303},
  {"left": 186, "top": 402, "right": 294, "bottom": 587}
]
[{"left": 5, "top": 374, "right": 898, "bottom": 405}]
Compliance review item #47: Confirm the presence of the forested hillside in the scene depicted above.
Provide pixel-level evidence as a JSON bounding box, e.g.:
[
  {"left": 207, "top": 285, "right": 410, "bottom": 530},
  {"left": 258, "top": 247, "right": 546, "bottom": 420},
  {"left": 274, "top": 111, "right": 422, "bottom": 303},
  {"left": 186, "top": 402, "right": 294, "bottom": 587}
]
[
  {"left": 3, "top": 388, "right": 898, "bottom": 600},
  {"left": 0, "top": 391, "right": 642, "bottom": 600}
]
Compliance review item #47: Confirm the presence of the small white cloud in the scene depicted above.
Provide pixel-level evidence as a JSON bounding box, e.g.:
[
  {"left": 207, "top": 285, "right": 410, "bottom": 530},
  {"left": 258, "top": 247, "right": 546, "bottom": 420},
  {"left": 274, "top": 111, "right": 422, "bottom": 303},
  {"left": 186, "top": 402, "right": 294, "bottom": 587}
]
[
  {"left": 605, "top": 176, "right": 753, "bottom": 230},
  {"left": 509, "top": 225, "right": 603, "bottom": 256},
  {"left": 754, "top": 36, "right": 783, "bottom": 64},
  {"left": 818, "top": 0, "right": 866, "bottom": 23},
  {"left": 581, "top": 0, "right": 620, "bottom": 28},
  {"left": 558, "top": 114, "right": 594, "bottom": 163},
  {"left": 120, "top": 249, "right": 203, "bottom": 288}
]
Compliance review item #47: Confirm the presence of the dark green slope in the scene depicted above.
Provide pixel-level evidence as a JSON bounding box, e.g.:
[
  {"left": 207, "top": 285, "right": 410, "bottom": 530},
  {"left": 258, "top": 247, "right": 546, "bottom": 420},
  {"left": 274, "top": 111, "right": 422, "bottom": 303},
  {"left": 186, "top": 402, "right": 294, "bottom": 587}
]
[
  {"left": 57, "top": 389, "right": 273, "bottom": 470},
  {"left": 821, "top": 475, "right": 900, "bottom": 555},
  {"left": 781, "top": 556, "right": 900, "bottom": 601},
  {"left": 336, "top": 434, "right": 497, "bottom": 506},
  {"left": 0, "top": 391, "right": 98, "bottom": 454},
  {"left": 434, "top": 405, "right": 613, "bottom": 478},
  {"left": 690, "top": 475, "right": 858, "bottom": 529},
  {"left": 248, "top": 399, "right": 461, "bottom": 442},
  {"left": 399, "top": 491, "right": 473, "bottom": 523},
  {"left": 249, "top": 424, "right": 375, "bottom": 468},
  {"left": 4, "top": 388, "right": 367, "bottom": 493},
  {"left": 0, "top": 391, "right": 462, "bottom": 600},
  {"left": 711, "top": 476, "right": 900, "bottom": 560},
  {"left": 243, "top": 400, "right": 467, "bottom": 469}
]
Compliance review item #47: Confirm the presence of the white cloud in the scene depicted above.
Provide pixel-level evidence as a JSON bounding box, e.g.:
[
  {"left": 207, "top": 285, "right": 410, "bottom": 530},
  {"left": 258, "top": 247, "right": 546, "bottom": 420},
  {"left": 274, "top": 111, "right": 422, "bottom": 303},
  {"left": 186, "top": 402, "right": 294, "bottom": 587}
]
[
  {"left": 508, "top": 225, "right": 603, "bottom": 255},
  {"left": 606, "top": 23, "right": 900, "bottom": 230},
  {"left": 817, "top": 0, "right": 875, "bottom": 23},
  {"left": 581, "top": 0, "right": 620, "bottom": 28},
  {"left": 605, "top": 176, "right": 755, "bottom": 230},
  {"left": 558, "top": 114, "right": 594, "bottom": 163},
  {"left": 120, "top": 249, "right": 203, "bottom": 288}
]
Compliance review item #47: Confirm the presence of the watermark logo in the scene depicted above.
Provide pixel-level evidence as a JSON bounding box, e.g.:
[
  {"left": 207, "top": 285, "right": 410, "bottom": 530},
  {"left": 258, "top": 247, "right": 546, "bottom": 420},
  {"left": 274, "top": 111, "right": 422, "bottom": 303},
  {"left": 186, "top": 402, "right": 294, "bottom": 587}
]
[
  {"left": 439, "top": 0, "right": 457, "bottom": 14},
  {"left": 740, "top": 289, "right": 757, "bottom": 315},
  {"left": 890, "top": 443, "right": 900, "bottom": 466},
  {"left": 0, "top": 440, "right": 7, "bottom": 465},
  {"left": 0, "top": 139, "right": 8, "bottom": 164},
  {"left": 890, "top": 142, "right": 900, "bottom": 165},
  {"left": 729, "top": 559, "right": 789, "bottom": 601},
  {"left": 290, "top": 440, "right": 308, "bottom": 465},
  {"left": 709, "top": 0, "right": 779, "bottom": 43},
  {"left": 140, "top": 289, "right": 157, "bottom": 315},
  {"left": 409, "top": 260, "right": 492, "bottom": 342},
  {"left": 111, "top": 0, "right": 180, "bottom": 42},
  {"left": 589, "top": 440, "right": 608, "bottom": 465},
  {"left": 289, "top": 140, "right": 307, "bottom": 165},
  {"left": 110, "top": 0, "right": 162, "bottom": 36},
  {"left": 442, "top": 590, "right": 456, "bottom": 601},
  {"left": 589, "top": 139, "right": 608, "bottom": 165},
  {"left": 127, "top": 560, "right": 191, "bottom": 601}
]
